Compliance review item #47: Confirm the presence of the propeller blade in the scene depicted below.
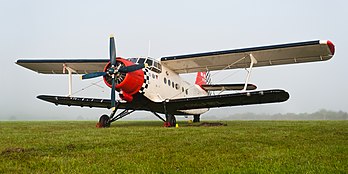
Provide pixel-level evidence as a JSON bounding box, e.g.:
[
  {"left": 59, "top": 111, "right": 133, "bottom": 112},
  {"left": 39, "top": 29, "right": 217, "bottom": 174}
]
[
  {"left": 81, "top": 72, "right": 107, "bottom": 80},
  {"left": 118, "top": 64, "right": 146, "bottom": 73},
  {"left": 110, "top": 36, "right": 116, "bottom": 66},
  {"left": 111, "top": 75, "right": 116, "bottom": 108}
]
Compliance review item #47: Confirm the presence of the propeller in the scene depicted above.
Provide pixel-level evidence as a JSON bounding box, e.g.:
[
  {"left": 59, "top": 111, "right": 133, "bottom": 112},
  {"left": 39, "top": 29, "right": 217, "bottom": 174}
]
[
  {"left": 110, "top": 36, "right": 117, "bottom": 67},
  {"left": 111, "top": 73, "right": 116, "bottom": 109},
  {"left": 118, "top": 64, "right": 146, "bottom": 73},
  {"left": 81, "top": 35, "right": 146, "bottom": 109},
  {"left": 81, "top": 72, "right": 107, "bottom": 80},
  {"left": 109, "top": 35, "right": 117, "bottom": 109}
]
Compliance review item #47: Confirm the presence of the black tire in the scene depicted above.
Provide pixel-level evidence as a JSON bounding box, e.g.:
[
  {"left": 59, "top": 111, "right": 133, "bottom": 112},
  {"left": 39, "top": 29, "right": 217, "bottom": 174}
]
[
  {"left": 99, "top": 114, "right": 110, "bottom": 127},
  {"left": 169, "top": 115, "right": 176, "bottom": 127}
]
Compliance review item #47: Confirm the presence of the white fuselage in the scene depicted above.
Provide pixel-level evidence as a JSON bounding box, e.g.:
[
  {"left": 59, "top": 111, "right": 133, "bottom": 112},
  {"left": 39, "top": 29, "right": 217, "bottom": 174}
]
[{"left": 136, "top": 58, "right": 209, "bottom": 115}]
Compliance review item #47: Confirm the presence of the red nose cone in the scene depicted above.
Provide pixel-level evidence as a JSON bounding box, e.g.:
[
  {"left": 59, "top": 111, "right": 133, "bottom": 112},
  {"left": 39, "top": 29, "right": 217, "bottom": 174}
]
[{"left": 327, "top": 40, "right": 335, "bottom": 55}]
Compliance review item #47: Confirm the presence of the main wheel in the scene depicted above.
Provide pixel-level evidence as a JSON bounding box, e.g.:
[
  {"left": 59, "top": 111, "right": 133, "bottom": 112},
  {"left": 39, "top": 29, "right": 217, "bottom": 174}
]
[
  {"left": 164, "top": 114, "right": 176, "bottom": 127},
  {"left": 97, "top": 114, "right": 110, "bottom": 128},
  {"left": 169, "top": 115, "right": 176, "bottom": 127}
]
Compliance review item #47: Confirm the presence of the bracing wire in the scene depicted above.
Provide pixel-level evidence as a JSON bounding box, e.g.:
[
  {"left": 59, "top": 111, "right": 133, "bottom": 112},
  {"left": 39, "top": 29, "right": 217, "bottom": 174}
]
[
  {"left": 71, "top": 79, "right": 104, "bottom": 96},
  {"left": 169, "top": 55, "right": 248, "bottom": 99}
]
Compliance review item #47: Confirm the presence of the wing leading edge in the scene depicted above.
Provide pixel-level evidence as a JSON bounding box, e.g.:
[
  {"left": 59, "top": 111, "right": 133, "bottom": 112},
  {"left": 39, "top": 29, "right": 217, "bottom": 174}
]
[
  {"left": 16, "top": 59, "right": 109, "bottom": 74},
  {"left": 161, "top": 40, "right": 335, "bottom": 74}
]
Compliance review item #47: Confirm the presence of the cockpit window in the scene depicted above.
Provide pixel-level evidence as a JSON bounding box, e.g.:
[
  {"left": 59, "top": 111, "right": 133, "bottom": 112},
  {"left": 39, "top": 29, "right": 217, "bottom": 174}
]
[
  {"left": 145, "top": 59, "right": 153, "bottom": 66},
  {"left": 127, "top": 57, "right": 162, "bottom": 73},
  {"left": 137, "top": 58, "right": 145, "bottom": 64},
  {"left": 129, "top": 58, "right": 137, "bottom": 63}
]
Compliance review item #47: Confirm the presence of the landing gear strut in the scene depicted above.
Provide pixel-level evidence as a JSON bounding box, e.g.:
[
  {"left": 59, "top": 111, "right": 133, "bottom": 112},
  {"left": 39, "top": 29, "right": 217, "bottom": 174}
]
[
  {"left": 193, "top": 115, "right": 200, "bottom": 123},
  {"left": 162, "top": 100, "right": 176, "bottom": 127}
]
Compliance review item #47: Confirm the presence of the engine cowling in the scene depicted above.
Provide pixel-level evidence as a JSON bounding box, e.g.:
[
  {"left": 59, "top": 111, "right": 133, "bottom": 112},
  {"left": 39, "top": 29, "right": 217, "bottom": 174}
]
[{"left": 103, "top": 58, "right": 144, "bottom": 102}]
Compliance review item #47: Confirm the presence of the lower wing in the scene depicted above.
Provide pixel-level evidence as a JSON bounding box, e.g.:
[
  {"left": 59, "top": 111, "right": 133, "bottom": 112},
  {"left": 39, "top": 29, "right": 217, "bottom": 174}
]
[{"left": 37, "top": 89, "right": 289, "bottom": 113}]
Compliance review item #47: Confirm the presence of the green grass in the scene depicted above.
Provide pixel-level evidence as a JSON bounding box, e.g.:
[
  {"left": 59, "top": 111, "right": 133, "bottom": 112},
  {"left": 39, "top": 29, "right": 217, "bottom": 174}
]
[{"left": 0, "top": 121, "right": 347, "bottom": 173}]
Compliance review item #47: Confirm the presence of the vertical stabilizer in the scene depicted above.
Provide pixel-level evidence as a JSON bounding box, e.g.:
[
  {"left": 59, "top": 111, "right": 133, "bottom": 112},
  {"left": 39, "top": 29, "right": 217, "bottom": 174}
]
[
  {"left": 195, "top": 72, "right": 207, "bottom": 86},
  {"left": 196, "top": 71, "right": 212, "bottom": 95}
]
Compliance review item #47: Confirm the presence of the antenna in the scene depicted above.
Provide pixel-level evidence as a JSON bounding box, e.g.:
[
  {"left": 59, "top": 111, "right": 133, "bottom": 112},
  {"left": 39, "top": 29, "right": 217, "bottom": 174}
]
[{"left": 147, "top": 40, "right": 151, "bottom": 58}]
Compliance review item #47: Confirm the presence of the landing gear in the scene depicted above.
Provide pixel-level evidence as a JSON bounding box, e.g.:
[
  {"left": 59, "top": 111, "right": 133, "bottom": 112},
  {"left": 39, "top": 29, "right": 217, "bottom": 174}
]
[
  {"left": 96, "top": 109, "right": 135, "bottom": 128},
  {"left": 151, "top": 112, "right": 174, "bottom": 127},
  {"left": 193, "top": 115, "right": 200, "bottom": 123},
  {"left": 96, "top": 114, "right": 110, "bottom": 128},
  {"left": 164, "top": 114, "right": 176, "bottom": 127},
  {"left": 162, "top": 100, "right": 176, "bottom": 127}
]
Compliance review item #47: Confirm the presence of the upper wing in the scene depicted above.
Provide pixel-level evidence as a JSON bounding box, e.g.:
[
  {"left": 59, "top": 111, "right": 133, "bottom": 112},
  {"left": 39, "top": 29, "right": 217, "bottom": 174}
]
[
  {"left": 16, "top": 59, "right": 109, "bottom": 74},
  {"left": 160, "top": 40, "right": 335, "bottom": 74}
]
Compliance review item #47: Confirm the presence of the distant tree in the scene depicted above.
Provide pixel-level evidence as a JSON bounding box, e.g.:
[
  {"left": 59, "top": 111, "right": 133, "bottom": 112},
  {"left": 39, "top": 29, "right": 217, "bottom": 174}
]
[{"left": 205, "top": 109, "right": 348, "bottom": 120}]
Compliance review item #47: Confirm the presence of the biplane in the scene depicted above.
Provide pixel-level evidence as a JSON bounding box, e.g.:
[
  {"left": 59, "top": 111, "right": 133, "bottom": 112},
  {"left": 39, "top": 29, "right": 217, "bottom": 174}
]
[{"left": 16, "top": 36, "right": 335, "bottom": 127}]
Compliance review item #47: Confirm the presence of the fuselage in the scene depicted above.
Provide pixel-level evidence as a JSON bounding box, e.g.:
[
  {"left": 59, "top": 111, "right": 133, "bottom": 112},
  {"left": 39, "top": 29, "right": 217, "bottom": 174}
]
[{"left": 127, "top": 57, "right": 209, "bottom": 115}]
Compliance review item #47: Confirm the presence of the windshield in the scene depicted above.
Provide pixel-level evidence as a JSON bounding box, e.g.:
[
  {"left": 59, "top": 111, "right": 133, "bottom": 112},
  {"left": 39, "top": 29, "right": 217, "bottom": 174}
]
[{"left": 127, "top": 57, "right": 162, "bottom": 73}]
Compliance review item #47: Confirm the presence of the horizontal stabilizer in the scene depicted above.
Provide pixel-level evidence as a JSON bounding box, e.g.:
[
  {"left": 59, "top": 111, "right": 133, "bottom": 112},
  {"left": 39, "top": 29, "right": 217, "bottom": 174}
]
[{"left": 201, "top": 83, "right": 257, "bottom": 91}]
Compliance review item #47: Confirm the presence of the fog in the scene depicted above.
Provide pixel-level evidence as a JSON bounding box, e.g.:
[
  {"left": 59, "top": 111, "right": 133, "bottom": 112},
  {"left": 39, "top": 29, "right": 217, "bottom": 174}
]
[{"left": 1, "top": 0, "right": 347, "bottom": 121}]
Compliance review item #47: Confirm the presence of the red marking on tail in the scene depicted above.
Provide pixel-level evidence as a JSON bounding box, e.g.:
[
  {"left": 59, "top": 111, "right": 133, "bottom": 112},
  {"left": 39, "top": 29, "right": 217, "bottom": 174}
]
[{"left": 195, "top": 72, "right": 207, "bottom": 87}]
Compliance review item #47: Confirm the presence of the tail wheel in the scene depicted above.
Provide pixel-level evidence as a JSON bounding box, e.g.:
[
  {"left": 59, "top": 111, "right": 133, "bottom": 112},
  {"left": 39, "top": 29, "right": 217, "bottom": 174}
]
[
  {"left": 193, "top": 115, "right": 200, "bottom": 122},
  {"left": 97, "top": 114, "right": 110, "bottom": 128}
]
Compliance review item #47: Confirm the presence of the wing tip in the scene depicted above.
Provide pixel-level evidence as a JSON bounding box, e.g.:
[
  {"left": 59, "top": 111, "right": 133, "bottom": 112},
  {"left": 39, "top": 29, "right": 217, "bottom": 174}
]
[
  {"left": 320, "top": 40, "right": 335, "bottom": 55},
  {"left": 327, "top": 40, "right": 335, "bottom": 55}
]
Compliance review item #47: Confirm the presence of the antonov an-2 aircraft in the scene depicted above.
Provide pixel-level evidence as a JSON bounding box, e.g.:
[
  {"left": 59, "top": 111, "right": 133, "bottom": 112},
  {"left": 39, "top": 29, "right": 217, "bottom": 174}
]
[{"left": 16, "top": 36, "right": 335, "bottom": 127}]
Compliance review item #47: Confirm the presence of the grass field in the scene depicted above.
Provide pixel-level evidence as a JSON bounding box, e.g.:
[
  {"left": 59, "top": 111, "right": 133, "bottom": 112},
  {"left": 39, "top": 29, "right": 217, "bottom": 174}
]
[{"left": 0, "top": 121, "right": 347, "bottom": 173}]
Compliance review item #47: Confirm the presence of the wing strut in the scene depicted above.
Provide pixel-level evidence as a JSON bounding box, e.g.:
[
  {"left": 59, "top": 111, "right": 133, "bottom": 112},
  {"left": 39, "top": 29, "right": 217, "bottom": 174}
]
[
  {"left": 63, "top": 64, "right": 77, "bottom": 96},
  {"left": 243, "top": 54, "right": 257, "bottom": 91}
]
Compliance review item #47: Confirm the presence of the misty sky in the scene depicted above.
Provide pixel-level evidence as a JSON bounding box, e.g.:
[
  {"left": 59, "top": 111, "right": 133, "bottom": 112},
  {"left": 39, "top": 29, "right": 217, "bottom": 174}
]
[{"left": 1, "top": 0, "right": 347, "bottom": 120}]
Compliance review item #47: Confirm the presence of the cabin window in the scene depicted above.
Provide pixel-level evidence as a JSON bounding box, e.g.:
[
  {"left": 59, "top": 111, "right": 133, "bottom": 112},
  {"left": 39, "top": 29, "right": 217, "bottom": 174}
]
[
  {"left": 164, "top": 77, "right": 167, "bottom": 84},
  {"left": 185, "top": 89, "right": 188, "bottom": 95},
  {"left": 175, "top": 84, "right": 180, "bottom": 90},
  {"left": 182, "top": 87, "right": 184, "bottom": 92},
  {"left": 172, "top": 82, "right": 174, "bottom": 88},
  {"left": 152, "top": 74, "right": 155, "bottom": 79},
  {"left": 168, "top": 79, "right": 171, "bottom": 86}
]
